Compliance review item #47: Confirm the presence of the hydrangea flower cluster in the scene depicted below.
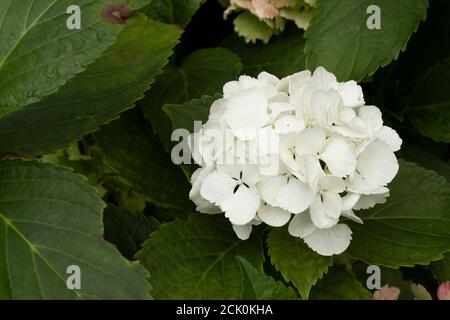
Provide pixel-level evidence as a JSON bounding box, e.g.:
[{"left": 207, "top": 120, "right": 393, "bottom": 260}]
[
  {"left": 188, "top": 67, "right": 402, "bottom": 256},
  {"left": 224, "top": 0, "right": 316, "bottom": 43}
]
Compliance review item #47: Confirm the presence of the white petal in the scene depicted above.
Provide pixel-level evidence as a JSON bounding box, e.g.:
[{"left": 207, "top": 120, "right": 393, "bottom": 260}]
[
  {"left": 280, "top": 133, "right": 303, "bottom": 174},
  {"left": 353, "top": 193, "right": 388, "bottom": 210},
  {"left": 319, "top": 175, "right": 345, "bottom": 193},
  {"left": 208, "top": 98, "right": 228, "bottom": 122},
  {"left": 310, "top": 194, "right": 338, "bottom": 228},
  {"left": 277, "top": 177, "right": 312, "bottom": 214},
  {"left": 258, "top": 71, "right": 280, "bottom": 86},
  {"left": 332, "top": 125, "right": 367, "bottom": 139},
  {"left": 274, "top": 115, "right": 305, "bottom": 134},
  {"left": 239, "top": 75, "right": 261, "bottom": 90},
  {"left": 341, "top": 192, "right": 361, "bottom": 211},
  {"left": 269, "top": 102, "right": 295, "bottom": 120},
  {"left": 359, "top": 105, "right": 383, "bottom": 135},
  {"left": 295, "top": 128, "right": 326, "bottom": 156},
  {"left": 241, "top": 165, "right": 262, "bottom": 186},
  {"left": 200, "top": 172, "right": 236, "bottom": 205},
  {"left": 192, "top": 195, "right": 221, "bottom": 214},
  {"left": 223, "top": 80, "right": 240, "bottom": 99},
  {"left": 282, "top": 70, "right": 311, "bottom": 93},
  {"left": 232, "top": 224, "right": 253, "bottom": 240},
  {"left": 338, "top": 80, "right": 364, "bottom": 107},
  {"left": 222, "top": 186, "right": 260, "bottom": 225},
  {"left": 357, "top": 140, "right": 399, "bottom": 187},
  {"left": 340, "top": 107, "right": 356, "bottom": 122},
  {"left": 257, "top": 205, "right": 291, "bottom": 227},
  {"left": 321, "top": 137, "right": 356, "bottom": 177},
  {"left": 304, "top": 224, "right": 352, "bottom": 256},
  {"left": 225, "top": 88, "right": 269, "bottom": 140},
  {"left": 312, "top": 67, "right": 338, "bottom": 90},
  {"left": 341, "top": 210, "right": 363, "bottom": 224},
  {"left": 258, "top": 175, "right": 285, "bottom": 206},
  {"left": 302, "top": 154, "right": 324, "bottom": 189},
  {"left": 321, "top": 191, "right": 342, "bottom": 219},
  {"left": 288, "top": 212, "right": 316, "bottom": 238},
  {"left": 376, "top": 126, "right": 402, "bottom": 152},
  {"left": 310, "top": 90, "right": 331, "bottom": 125},
  {"left": 268, "top": 92, "right": 290, "bottom": 104},
  {"left": 258, "top": 153, "right": 282, "bottom": 176},
  {"left": 311, "top": 89, "right": 341, "bottom": 125},
  {"left": 257, "top": 126, "right": 280, "bottom": 155},
  {"left": 190, "top": 166, "right": 220, "bottom": 214}
]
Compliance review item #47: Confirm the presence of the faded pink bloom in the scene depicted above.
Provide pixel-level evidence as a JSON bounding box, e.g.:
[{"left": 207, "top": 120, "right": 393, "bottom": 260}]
[
  {"left": 252, "top": 0, "right": 279, "bottom": 19},
  {"left": 437, "top": 281, "right": 450, "bottom": 300},
  {"left": 373, "top": 285, "right": 400, "bottom": 300}
]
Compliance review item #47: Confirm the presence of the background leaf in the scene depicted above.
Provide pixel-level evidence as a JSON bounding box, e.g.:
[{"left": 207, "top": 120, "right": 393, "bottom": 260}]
[
  {"left": 163, "top": 94, "right": 218, "bottom": 132},
  {"left": 103, "top": 204, "right": 159, "bottom": 260},
  {"left": 223, "top": 28, "right": 306, "bottom": 78},
  {"left": 141, "top": 47, "right": 242, "bottom": 149},
  {"left": 141, "top": 0, "right": 205, "bottom": 28},
  {"left": 0, "top": 160, "right": 151, "bottom": 299},
  {"left": 309, "top": 266, "right": 371, "bottom": 300},
  {"left": 267, "top": 227, "right": 332, "bottom": 300},
  {"left": 94, "top": 109, "right": 193, "bottom": 211},
  {"left": 431, "top": 253, "right": 450, "bottom": 282},
  {"left": 348, "top": 160, "right": 450, "bottom": 267},
  {"left": 408, "top": 57, "right": 450, "bottom": 143},
  {"left": 305, "top": 0, "right": 428, "bottom": 81},
  {"left": 237, "top": 257, "right": 297, "bottom": 300},
  {"left": 137, "top": 214, "right": 264, "bottom": 299},
  {"left": 0, "top": 0, "right": 150, "bottom": 115},
  {"left": 0, "top": 15, "right": 180, "bottom": 156}
]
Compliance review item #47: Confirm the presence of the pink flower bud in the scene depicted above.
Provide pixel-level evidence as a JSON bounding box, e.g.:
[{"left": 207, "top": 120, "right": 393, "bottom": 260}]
[
  {"left": 437, "top": 281, "right": 450, "bottom": 300},
  {"left": 373, "top": 285, "right": 400, "bottom": 300}
]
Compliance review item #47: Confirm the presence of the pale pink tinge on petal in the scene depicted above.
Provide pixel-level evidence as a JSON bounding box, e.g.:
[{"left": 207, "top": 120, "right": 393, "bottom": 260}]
[
  {"left": 372, "top": 285, "right": 400, "bottom": 300},
  {"left": 252, "top": 0, "right": 279, "bottom": 19},
  {"left": 437, "top": 281, "right": 450, "bottom": 300}
]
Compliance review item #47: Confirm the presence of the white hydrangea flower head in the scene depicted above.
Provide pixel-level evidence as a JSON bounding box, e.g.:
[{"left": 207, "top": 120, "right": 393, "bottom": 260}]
[
  {"left": 188, "top": 66, "right": 402, "bottom": 256},
  {"left": 224, "top": 0, "right": 317, "bottom": 44}
]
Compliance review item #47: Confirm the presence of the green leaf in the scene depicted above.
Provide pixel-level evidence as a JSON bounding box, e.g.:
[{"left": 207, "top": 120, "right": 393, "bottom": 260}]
[
  {"left": 431, "top": 253, "right": 450, "bottom": 282},
  {"left": 0, "top": 0, "right": 150, "bottom": 115},
  {"left": 373, "top": 0, "right": 450, "bottom": 94},
  {"left": 399, "top": 144, "right": 450, "bottom": 182},
  {"left": 141, "top": 47, "right": 242, "bottom": 149},
  {"left": 103, "top": 204, "right": 160, "bottom": 261},
  {"left": 0, "top": 160, "right": 151, "bottom": 299},
  {"left": 163, "top": 95, "right": 218, "bottom": 132},
  {"left": 136, "top": 214, "right": 264, "bottom": 299},
  {"left": 408, "top": 57, "right": 450, "bottom": 143},
  {"left": 94, "top": 109, "right": 193, "bottom": 211},
  {"left": 348, "top": 160, "right": 450, "bottom": 267},
  {"left": 310, "top": 266, "right": 371, "bottom": 300},
  {"left": 222, "top": 28, "right": 306, "bottom": 78},
  {"left": 305, "top": 0, "right": 428, "bottom": 81},
  {"left": 0, "top": 15, "right": 180, "bottom": 156},
  {"left": 141, "top": 0, "right": 205, "bottom": 28},
  {"left": 267, "top": 227, "right": 332, "bottom": 300},
  {"left": 237, "top": 257, "right": 297, "bottom": 300}
]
